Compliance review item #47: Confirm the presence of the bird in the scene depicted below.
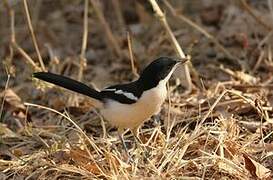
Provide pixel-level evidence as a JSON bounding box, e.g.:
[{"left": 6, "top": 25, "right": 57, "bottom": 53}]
[{"left": 33, "top": 56, "right": 187, "bottom": 152}]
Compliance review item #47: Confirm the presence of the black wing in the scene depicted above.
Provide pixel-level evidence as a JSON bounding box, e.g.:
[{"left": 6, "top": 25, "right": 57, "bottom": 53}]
[{"left": 100, "top": 81, "right": 142, "bottom": 104}]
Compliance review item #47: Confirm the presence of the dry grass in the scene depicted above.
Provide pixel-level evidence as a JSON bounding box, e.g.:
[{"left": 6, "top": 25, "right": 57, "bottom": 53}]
[{"left": 1, "top": 0, "right": 273, "bottom": 179}]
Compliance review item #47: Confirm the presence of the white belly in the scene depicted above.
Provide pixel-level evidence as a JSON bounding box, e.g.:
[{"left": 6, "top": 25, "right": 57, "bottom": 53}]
[{"left": 100, "top": 83, "right": 167, "bottom": 130}]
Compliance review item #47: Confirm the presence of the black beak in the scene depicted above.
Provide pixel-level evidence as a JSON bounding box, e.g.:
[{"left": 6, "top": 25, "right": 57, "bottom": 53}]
[{"left": 176, "top": 56, "right": 190, "bottom": 64}]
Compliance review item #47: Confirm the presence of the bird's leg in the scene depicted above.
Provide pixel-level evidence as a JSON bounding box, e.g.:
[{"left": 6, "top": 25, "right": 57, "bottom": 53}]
[
  {"left": 152, "top": 114, "right": 161, "bottom": 125},
  {"left": 118, "top": 128, "right": 131, "bottom": 160},
  {"left": 131, "top": 127, "right": 150, "bottom": 159},
  {"left": 132, "top": 127, "right": 143, "bottom": 145}
]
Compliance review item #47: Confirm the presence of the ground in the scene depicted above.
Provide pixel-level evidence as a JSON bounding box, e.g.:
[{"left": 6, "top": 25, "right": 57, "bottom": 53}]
[{"left": 1, "top": 0, "right": 273, "bottom": 179}]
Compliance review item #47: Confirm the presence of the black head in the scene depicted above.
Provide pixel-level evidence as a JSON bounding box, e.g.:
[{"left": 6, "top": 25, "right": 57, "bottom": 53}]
[{"left": 138, "top": 57, "right": 180, "bottom": 90}]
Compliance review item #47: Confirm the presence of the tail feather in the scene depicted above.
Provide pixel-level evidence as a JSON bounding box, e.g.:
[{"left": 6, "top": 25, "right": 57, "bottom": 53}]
[{"left": 33, "top": 72, "right": 103, "bottom": 107}]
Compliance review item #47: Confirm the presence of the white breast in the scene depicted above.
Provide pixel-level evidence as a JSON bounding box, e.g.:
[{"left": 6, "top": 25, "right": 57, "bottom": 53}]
[
  {"left": 100, "top": 65, "right": 178, "bottom": 131},
  {"left": 100, "top": 82, "right": 167, "bottom": 130}
]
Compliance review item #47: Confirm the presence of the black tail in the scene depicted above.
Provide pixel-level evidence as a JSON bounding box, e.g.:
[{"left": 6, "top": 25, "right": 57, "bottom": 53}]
[{"left": 33, "top": 72, "right": 102, "bottom": 101}]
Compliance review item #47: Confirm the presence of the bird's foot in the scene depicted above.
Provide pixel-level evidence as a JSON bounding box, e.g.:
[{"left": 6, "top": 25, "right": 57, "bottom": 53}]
[{"left": 133, "top": 134, "right": 152, "bottom": 161}]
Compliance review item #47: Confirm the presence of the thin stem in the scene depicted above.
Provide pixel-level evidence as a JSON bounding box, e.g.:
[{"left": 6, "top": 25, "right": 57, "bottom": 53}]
[
  {"left": 127, "top": 32, "right": 139, "bottom": 78},
  {"left": 240, "top": 0, "right": 272, "bottom": 31},
  {"left": 23, "top": 0, "right": 46, "bottom": 71},
  {"left": 90, "top": 0, "right": 122, "bottom": 57},
  {"left": 78, "top": 0, "right": 89, "bottom": 81},
  {"left": 163, "top": 0, "right": 241, "bottom": 66},
  {"left": 149, "top": 0, "right": 192, "bottom": 93}
]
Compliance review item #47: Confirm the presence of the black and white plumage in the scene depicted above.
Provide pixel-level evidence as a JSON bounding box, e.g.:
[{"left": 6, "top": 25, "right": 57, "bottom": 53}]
[{"left": 33, "top": 57, "right": 183, "bottom": 144}]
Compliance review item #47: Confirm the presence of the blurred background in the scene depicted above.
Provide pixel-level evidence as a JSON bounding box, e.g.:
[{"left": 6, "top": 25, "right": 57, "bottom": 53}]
[
  {"left": 2, "top": 0, "right": 272, "bottom": 89},
  {"left": 1, "top": 0, "right": 273, "bottom": 179}
]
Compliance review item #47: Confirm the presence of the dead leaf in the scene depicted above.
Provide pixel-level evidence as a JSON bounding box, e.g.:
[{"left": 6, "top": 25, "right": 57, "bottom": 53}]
[
  {"left": 1, "top": 89, "right": 25, "bottom": 110},
  {"left": 0, "top": 123, "right": 17, "bottom": 138},
  {"left": 50, "top": 150, "right": 71, "bottom": 164},
  {"left": 225, "top": 140, "right": 241, "bottom": 159},
  {"left": 11, "top": 148, "right": 23, "bottom": 157},
  {"left": 83, "top": 162, "right": 102, "bottom": 175},
  {"left": 217, "top": 159, "right": 246, "bottom": 179},
  {"left": 70, "top": 148, "right": 102, "bottom": 174},
  {"left": 243, "top": 153, "right": 271, "bottom": 179},
  {"left": 0, "top": 143, "right": 13, "bottom": 161},
  {"left": 1, "top": 89, "right": 32, "bottom": 131},
  {"left": 70, "top": 148, "right": 90, "bottom": 164},
  {"left": 49, "top": 97, "right": 65, "bottom": 111},
  {"left": 67, "top": 106, "right": 90, "bottom": 116}
]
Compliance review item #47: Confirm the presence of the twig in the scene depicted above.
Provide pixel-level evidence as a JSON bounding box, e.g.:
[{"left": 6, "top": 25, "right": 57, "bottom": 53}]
[
  {"left": 24, "top": 103, "right": 108, "bottom": 177},
  {"left": 24, "top": 102, "right": 103, "bottom": 155},
  {"left": 78, "top": 0, "right": 88, "bottom": 81},
  {"left": 149, "top": 0, "right": 192, "bottom": 93},
  {"left": 111, "top": 0, "right": 125, "bottom": 30},
  {"left": 90, "top": 0, "right": 122, "bottom": 57},
  {"left": 268, "top": 44, "right": 272, "bottom": 62},
  {"left": 193, "top": 89, "right": 227, "bottom": 137},
  {"left": 257, "top": 30, "right": 273, "bottom": 49},
  {"left": 175, "top": 89, "right": 227, "bottom": 160},
  {"left": 23, "top": 0, "right": 46, "bottom": 71},
  {"left": 9, "top": 6, "right": 15, "bottom": 43},
  {"left": 4, "top": 0, "right": 42, "bottom": 71},
  {"left": 171, "top": 90, "right": 226, "bottom": 165},
  {"left": 70, "top": 0, "right": 90, "bottom": 106},
  {"left": 252, "top": 50, "right": 264, "bottom": 72},
  {"left": 240, "top": 0, "right": 272, "bottom": 31},
  {"left": 13, "top": 43, "right": 42, "bottom": 71},
  {"left": 0, "top": 73, "right": 10, "bottom": 120},
  {"left": 163, "top": 0, "right": 241, "bottom": 66},
  {"left": 127, "top": 32, "right": 139, "bottom": 78},
  {"left": 32, "top": 0, "right": 42, "bottom": 28},
  {"left": 80, "top": 0, "right": 89, "bottom": 59},
  {"left": 268, "top": 0, "right": 273, "bottom": 21},
  {"left": 3, "top": 0, "right": 15, "bottom": 74},
  {"left": 157, "top": 126, "right": 187, "bottom": 173}
]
